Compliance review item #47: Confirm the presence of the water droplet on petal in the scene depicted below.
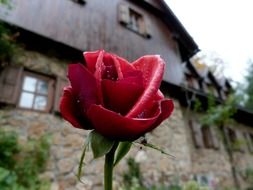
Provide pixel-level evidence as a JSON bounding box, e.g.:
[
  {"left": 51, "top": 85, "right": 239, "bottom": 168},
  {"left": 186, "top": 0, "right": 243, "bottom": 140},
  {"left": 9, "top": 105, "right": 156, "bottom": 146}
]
[{"left": 137, "top": 111, "right": 145, "bottom": 118}]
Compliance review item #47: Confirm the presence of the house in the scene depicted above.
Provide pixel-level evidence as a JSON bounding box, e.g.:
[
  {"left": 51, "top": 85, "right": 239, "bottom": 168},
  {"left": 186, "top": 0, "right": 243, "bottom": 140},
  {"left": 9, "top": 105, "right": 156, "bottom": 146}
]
[{"left": 0, "top": 0, "right": 253, "bottom": 189}]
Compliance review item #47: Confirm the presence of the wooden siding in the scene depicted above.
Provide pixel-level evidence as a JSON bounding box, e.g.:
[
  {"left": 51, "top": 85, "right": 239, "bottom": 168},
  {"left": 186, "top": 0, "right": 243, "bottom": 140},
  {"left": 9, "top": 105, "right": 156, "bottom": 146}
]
[{"left": 0, "top": 0, "right": 183, "bottom": 84}]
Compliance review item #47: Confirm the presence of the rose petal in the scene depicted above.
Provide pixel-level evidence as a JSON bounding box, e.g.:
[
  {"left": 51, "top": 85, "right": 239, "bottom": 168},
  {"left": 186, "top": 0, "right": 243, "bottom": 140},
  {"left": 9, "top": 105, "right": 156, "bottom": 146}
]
[
  {"left": 87, "top": 104, "right": 161, "bottom": 141},
  {"left": 102, "top": 54, "right": 118, "bottom": 80},
  {"left": 102, "top": 74, "right": 144, "bottom": 115},
  {"left": 93, "top": 51, "right": 106, "bottom": 104},
  {"left": 83, "top": 50, "right": 101, "bottom": 73},
  {"left": 68, "top": 64, "right": 98, "bottom": 110},
  {"left": 146, "top": 99, "right": 174, "bottom": 132},
  {"left": 60, "top": 87, "right": 92, "bottom": 129},
  {"left": 115, "top": 56, "right": 138, "bottom": 78},
  {"left": 155, "top": 90, "right": 164, "bottom": 100},
  {"left": 126, "top": 55, "right": 165, "bottom": 118}
]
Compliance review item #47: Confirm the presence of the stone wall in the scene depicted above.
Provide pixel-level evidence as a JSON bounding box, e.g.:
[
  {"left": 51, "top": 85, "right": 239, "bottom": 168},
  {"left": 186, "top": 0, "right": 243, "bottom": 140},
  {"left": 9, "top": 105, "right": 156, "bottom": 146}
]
[
  {"left": 232, "top": 124, "right": 253, "bottom": 190},
  {"left": 2, "top": 95, "right": 253, "bottom": 189},
  {"left": 182, "top": 110, "right": 233, "bottom": 188},
  {"left": 182, "top": 109, "right": 253, "bottom": 189},
  {"left": 4, "top": 96, "right": 253, "bottom": 190},
  {"left": 0, "top": 99, "right": 191, "bottom": 190},
  {"left": 14, "top": 50, "right": 68, "bottom": 78}
]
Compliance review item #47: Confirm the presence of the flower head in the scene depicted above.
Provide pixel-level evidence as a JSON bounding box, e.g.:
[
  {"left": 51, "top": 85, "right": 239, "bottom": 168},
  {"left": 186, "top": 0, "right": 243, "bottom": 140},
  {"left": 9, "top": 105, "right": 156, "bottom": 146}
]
[{"left": 60, "top": 50, "right": 174, "bottom": 140}]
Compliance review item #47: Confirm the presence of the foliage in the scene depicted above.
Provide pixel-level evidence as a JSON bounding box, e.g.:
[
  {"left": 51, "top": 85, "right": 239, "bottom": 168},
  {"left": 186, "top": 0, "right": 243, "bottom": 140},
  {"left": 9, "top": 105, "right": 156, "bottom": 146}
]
[
  {"left": 183, "top": 181, "right": 209, "bottom": 190},
  {"left": 0, "top": 22, "right": 17, "bottom": 63},
  {"left": 244, "top": 59, "right": 253, "bottom": 112},
  {"left": 89, "top": 130, "right": 115, "bottom": 159},
  {"left": 0, "top": 0, "right": 9, "bottom": 5},
  {"left": 114, "top": 141, "right": 132, "bottom": 166},
  {"left": 245, "top": 168, "right": 253, "bottom": 184},
  {"left": 193, "top": 98, "right": 202, "bottom": 112},
  {"left": 198, "top": 94, "right": 241, "bottom": 189},
  {"left": 0, "top": 129, "right": 51, "bottom": 190},
  {"left": 122, "top": 158, "right": 143, "bottom": 188},
  {"left": 0, "top": 129, "right": 20, "bottom": 169},
  {"left": 0, "top": 0, "right": 20, "bottom": 68},
  {"left": 119, "top": 158, "right": 210, "bottom": 190},
  {"left": 200, "top": 95, "right": 238, "bottom": 126}
]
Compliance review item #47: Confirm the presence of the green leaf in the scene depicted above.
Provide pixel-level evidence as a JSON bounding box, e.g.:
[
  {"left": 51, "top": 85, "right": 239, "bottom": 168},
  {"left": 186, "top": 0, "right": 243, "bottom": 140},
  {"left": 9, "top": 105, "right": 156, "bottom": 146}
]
[
  {"left": 90, "top": 130, "right": 115, "bottom": 159},
  {"left": 136, "top": 142, "right": 175, "bottom": 158},
  {"left": 77, "top": 142, "right": 89, "bottom": 182},
  {"left": 0, "top": 167, "right": 10, "bottom": 181},
  {"left": 114, "top": 141, "right": 132, "bottom": 167}
]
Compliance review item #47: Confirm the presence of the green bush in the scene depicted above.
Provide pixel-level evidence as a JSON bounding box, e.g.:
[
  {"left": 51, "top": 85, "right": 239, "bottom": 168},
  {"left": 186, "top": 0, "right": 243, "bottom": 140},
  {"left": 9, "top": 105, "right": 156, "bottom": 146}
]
[
  {"left": 122, "top": 158, "right": 143, "bottom": 187},
  {"left": 120, "top": 157, "right": 182, "bottom": 190},
  {"left": 0, "top": 0, "right": 21, "bottom": 68},
  {"left": 0, "top": 130, "right": 51, "bottom": 190},
  {"left": 120, "top": 158, "right": 212, "bottom": 190},
  {"left": 183, "top": 181, "right": 209, "bottom": 190}
]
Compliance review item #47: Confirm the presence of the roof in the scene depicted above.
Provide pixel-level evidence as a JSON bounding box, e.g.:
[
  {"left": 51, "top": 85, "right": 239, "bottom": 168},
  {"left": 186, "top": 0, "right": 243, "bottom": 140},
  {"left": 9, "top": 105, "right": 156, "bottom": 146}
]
[
  {"left": 130, "top": 0, "right": 200, "bottom": 60},
  {"left": 161, "top": 81, "right": 253, "bottom": 127}
]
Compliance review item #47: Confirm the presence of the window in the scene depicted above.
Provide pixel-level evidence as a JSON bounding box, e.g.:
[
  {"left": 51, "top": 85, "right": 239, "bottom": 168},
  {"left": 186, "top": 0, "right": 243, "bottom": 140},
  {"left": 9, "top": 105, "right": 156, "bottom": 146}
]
[
  {"left": 18, "top": 72, "right": 54, "bottom": 112},
  {"left": 185, "top": 75, "right": 199, "bottom": 90},
  {"left": 118, "top": 4, "right": 151, "bottom": 38},
  {"left": 128, "top": 9, "right": 144, "bottom": 33},
  {"left": 227, "top": 128, "right": 237, "bottom": 145},
  {"left": 219, "top": 90, "right": 227, "bottom": 100},
  {"left": 201, "top": 126, "right": 213, "bottom": 148},
  {"left": 189, "top": 119, "right": 219, "bottom": 149},
  {"left": 225, "top": 128, "right": 244, "bottom": 152},
  {"left": 0, "top": 66, "right": 68, "bottom": 113},
  {"left": 189, "top": 119, "right": 204, "bottom": 148},
  {"left": 201, "top": 126, "right": 219, "bottom": 149},
  {"left": 206, "top": 84, "right": 219, "bottom": 97}
]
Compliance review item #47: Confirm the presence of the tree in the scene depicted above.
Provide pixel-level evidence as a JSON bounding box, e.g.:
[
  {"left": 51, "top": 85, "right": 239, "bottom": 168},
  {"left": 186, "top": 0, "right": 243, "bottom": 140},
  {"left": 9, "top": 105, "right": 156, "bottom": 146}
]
[
  {"left": 244, "top": 59, "right": 253, "bottom": 112},
  {"left": 0, "top": 0, "right": 19, "bottom": 69}
]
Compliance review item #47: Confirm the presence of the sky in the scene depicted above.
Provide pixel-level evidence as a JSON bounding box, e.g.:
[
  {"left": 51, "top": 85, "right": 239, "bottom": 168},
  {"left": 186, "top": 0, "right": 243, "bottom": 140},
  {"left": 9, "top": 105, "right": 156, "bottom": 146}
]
[{"left": 165, "top": 0, "right": 253, "bottom": 84}]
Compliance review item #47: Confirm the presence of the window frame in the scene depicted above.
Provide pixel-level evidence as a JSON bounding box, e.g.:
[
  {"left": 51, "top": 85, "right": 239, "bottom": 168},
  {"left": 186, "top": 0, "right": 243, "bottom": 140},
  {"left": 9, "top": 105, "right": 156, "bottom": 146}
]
[
  {"left": 118, "top": 3, "right": 151, "bottom": 39},
  {"left": 185, "top": 74, "right": 200, "bottom": 90},
  {"left": 17, "top": 71, "right": 55, "bottom": 113},
  {"left": 189, "top": 118, "right": 220, "bottom": 150},
  {"left": 127, "top": 9, "right": 144, "bottom": 33}
]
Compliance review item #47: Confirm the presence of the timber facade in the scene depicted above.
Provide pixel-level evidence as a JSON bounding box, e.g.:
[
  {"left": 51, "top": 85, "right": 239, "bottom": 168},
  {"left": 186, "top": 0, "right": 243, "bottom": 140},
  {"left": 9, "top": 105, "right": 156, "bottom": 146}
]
[{"left": 0, "top": 0, "right": 253, "bottom": 189}]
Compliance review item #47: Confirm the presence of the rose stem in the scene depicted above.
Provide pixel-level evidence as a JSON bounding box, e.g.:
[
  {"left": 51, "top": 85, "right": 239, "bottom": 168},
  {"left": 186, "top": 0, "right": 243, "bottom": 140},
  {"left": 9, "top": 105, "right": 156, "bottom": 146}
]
[{"left": 104, "top": 141, "right": 119, "bottom": 190}]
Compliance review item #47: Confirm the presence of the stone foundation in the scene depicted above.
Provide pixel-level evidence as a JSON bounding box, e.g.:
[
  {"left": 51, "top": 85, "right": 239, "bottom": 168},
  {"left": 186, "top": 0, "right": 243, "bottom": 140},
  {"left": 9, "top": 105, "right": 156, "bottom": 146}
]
[{"left": 1, "top": 98, "right": 252, "bottom": 189}]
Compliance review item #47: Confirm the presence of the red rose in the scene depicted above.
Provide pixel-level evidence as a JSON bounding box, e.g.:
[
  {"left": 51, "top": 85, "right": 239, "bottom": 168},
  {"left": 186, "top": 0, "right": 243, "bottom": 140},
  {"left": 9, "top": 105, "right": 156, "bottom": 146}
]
[{"left": 60, "top": 50, "right": 174, "bottom": 141}]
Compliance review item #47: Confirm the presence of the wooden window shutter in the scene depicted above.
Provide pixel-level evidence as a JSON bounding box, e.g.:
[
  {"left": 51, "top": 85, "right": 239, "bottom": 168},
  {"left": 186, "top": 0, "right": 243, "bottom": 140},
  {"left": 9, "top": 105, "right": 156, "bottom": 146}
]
[
  {"left": 210, "top": 126, "right": 220, "bottom": 149},
  {"left": 202, "top": 126, "right": 213, "bottom": 148},
  {"left": 118, "top": 4, "right": 130, "bottom": 25},
  {"left": 0, "top": 66, "right": 23, "bottom": 105},
  {"left": 223, "top": 127, "right": 232, "bottom": 150},
  {"left": 202, "top": 83, "right": 209, "bottom": 94},
  {"left": 192, "top": 79, "right": 200, "bottom": 89},
  {"left": 245, "top": 133, "right": 253, "bottom": 153},
  {"left": 46, "top": 79, "right": 56, "bottom": 112},
  {"left": 53, "top": 76, "right": 69, "bottom": 113},
  {"left": 144, "top": 18, "right": 152, "bottom": 38},
  {"left": 189, "top": 120, "right": 204, "bottom": 148},
  {"left": 138, "top": 18, "right": 146, "bottom": 35},
  {"left": 235, "top": 130, "right": 246, "bottom": 152}
]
